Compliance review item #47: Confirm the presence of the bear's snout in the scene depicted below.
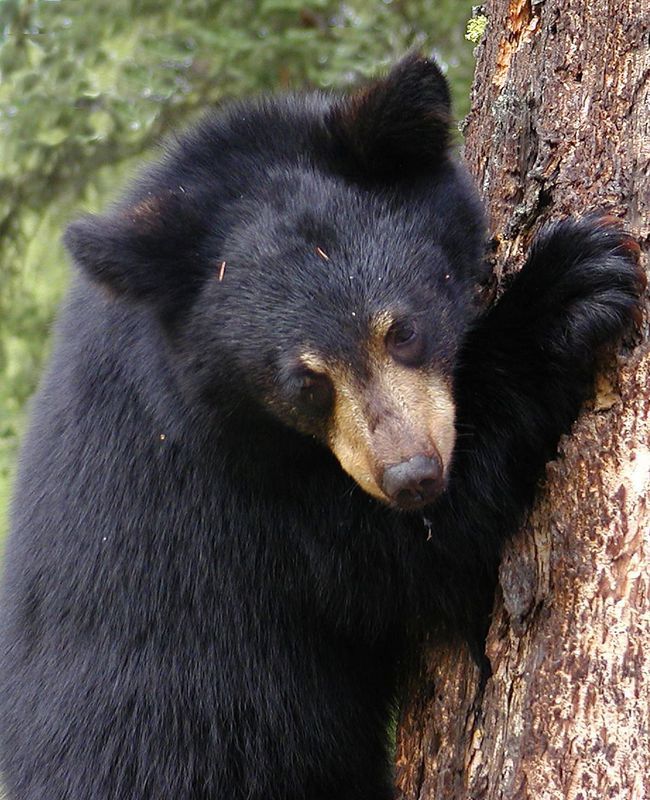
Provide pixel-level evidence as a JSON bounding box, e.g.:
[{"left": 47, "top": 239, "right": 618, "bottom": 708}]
[{"left": 381, "top": 452, "right": 444, "bottom": 509}]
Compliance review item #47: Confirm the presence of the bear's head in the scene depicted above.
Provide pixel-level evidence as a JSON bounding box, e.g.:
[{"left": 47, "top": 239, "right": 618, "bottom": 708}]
[{"left": 64, "top": 54, "right": 487, "bottom": 510}]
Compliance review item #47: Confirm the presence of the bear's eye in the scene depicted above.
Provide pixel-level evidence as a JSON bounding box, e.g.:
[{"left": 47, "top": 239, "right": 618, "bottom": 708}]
[
  {"left": 386, "top": 321, "right": 425, "bottom": 367},
  {"left": 298, "top": 370, "right": 334, "bottom": 413}
]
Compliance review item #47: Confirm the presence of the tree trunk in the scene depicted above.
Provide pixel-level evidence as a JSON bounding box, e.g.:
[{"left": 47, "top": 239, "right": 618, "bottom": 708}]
[{"left": 395, "top": 2, "right": 649, "bottom": 798}]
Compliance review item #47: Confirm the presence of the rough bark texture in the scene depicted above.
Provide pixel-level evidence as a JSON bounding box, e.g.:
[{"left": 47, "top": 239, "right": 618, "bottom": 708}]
[{"left": 395, "top": 2, "right": 650, "bottom": 798}]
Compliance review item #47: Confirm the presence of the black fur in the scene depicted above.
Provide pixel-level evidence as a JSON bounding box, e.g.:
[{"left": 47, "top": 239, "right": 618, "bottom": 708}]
[
  {"left": 0, "top": 56, "right": 644, "bottom": 800},
  {"left": 327, "top": 52, "right": 452, "bottom": 178}
]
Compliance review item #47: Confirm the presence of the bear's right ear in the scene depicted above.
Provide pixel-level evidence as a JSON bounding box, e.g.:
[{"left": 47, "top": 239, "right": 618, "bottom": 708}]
[
  {"left": 326, "top": 52, "right": 453, "bottom": 180},
  {"left": 64, "top": 188, "right": 209, "bottom": 320}
]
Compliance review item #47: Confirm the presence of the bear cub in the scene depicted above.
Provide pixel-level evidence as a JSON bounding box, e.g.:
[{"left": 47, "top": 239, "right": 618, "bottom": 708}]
[{"left": 0, "top": 54, "right": 644, "bottom": 799}]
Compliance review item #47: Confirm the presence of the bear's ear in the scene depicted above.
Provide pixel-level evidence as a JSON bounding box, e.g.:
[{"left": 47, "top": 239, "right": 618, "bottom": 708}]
[
  {"left": 64, "top": 188, "right": 208, "bottom": 320},
  {"left": 326, "top": 52, "right": 452, "bottom": 179}
]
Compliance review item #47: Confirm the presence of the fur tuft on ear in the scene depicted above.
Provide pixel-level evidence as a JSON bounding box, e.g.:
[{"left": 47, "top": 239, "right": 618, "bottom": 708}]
[
  {"left": 64, "top": 188, "right": 208, "bottom": 319},
  {"left": 326, "top": 52, "right": 453, "bottom": 179}
]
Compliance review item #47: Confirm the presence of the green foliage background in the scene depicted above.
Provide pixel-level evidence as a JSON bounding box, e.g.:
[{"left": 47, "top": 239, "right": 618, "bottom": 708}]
[{"left": 0, "top": 0, "right": 477, "bottom": 539}]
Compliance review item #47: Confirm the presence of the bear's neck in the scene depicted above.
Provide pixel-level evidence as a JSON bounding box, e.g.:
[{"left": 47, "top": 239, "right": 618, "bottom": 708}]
[{"left": 218, "top": 403, "right": 342, "bottom": 491}]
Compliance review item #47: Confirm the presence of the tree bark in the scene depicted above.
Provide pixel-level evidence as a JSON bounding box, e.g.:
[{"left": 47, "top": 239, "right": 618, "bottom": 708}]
[{"left": 395, "top": 2, "right": 650, "bottom": 798}]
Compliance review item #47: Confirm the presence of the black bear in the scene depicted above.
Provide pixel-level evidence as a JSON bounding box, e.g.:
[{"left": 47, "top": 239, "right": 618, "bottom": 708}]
[{"left": 0, "top": 54, "right": 644, "bottom": 799}]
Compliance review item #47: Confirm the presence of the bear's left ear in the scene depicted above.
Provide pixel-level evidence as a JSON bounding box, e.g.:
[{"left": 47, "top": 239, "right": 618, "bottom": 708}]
[
  {"left": 326, "top": 52, "right": 453, "bottom": 179},
  {"left": 64, "top": 188, "right": 209, "bottom": 322}
]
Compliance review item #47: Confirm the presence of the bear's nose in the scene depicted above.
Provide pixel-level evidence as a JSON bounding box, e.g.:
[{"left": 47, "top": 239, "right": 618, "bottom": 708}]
[{"left": 381, "top": 453, "right": 444, "bottom": 509}]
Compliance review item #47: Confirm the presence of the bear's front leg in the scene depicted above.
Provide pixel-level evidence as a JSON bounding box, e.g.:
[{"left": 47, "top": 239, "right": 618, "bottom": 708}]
[
  {"left": 488, "top": 214, "right": 644, "bottom": 368},
  {"left": 460, "top": 215, "right": 645, "bottom": 490},
  {"left": 416, "top": 215, "right": 645, "bottom": 653}
]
